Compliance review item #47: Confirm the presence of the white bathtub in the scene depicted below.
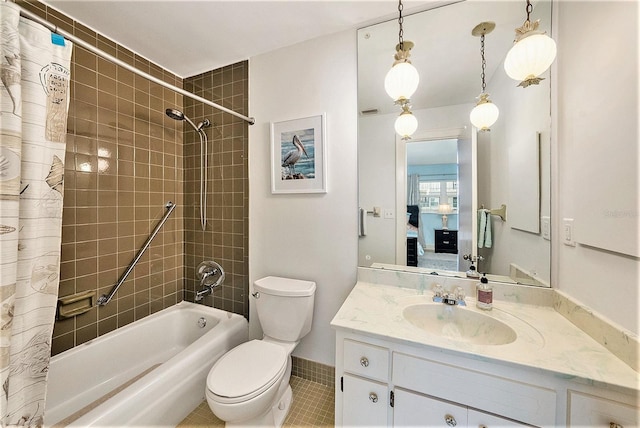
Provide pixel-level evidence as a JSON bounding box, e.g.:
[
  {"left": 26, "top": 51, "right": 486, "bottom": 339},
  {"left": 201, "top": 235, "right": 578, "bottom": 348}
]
[{"left": 45, "top": 301, "right": 248, "bottom": 427}]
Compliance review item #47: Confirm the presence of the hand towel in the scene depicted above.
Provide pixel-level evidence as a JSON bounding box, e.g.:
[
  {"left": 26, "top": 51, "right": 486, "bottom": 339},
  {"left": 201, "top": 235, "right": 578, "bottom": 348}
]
[
  {"left": 478, "top": 209, "right": 487, "bottom": 248},
  {"left": 477, "top": 209, "right": 493, "bottom": 248}
]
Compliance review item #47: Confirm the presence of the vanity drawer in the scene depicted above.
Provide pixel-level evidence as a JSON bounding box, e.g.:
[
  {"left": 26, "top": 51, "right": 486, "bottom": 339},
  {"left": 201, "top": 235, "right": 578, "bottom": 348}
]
[
  {"left": 568, "top": 391, "right": 639, "bottom": 427},
  {"left": 392, "top": 352, "right": 556, "bottom": 427},
  {"left": 344, "top": 339, "right": 389, "bottom": 382}
]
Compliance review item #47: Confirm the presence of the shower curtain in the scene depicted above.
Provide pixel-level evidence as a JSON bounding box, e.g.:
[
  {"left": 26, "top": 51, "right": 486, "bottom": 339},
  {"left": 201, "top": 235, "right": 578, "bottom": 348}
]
[
  {"left": 406, "top": 174, "right": 426, "bottom": 250},
  {"left": 0, "top": 3, "right": 73, "bottom": 426}
]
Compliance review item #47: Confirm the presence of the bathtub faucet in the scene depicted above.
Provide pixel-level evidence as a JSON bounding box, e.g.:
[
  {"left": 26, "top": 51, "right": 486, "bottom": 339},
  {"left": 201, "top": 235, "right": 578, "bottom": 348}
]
[{"left": 195, "top": 260, "right": 226, "bottom": 302}]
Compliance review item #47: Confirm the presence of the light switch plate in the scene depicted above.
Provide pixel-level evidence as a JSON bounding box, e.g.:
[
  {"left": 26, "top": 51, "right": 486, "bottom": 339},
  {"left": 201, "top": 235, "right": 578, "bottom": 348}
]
[
  {"left": 563, "top": 218, "right": 575, "bottom": 246},
  {"left": 541, "top": 216, "right": 551, "bottom": 240}
]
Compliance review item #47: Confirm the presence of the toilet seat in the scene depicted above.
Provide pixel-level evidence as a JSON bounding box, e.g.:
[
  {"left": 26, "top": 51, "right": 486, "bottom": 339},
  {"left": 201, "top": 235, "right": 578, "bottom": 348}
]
[{"left": 207, "top": 340, "right": 288, "bottom": 404}]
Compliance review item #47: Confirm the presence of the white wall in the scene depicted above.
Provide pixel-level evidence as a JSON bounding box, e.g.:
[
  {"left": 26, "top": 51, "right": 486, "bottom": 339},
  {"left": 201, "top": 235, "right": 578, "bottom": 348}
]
[
  {"left": 248, "top": 30, "right": 359, "bottom": 365},
  {"left": 555, "top": 1, "right": 639, "bottom": 335}
]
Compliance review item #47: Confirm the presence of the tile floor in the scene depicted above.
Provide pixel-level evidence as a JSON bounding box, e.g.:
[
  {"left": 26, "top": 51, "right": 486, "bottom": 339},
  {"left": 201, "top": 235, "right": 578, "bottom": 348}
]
[{"left": 177, "top": 376, "right": 335, "bottom": 427}]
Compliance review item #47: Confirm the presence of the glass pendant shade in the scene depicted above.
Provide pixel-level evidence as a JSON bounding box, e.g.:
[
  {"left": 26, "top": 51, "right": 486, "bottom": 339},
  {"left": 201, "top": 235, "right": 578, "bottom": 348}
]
[
  {"left": 504, "top": 33, "right": 557, "bottom": 86},
  {"left": 470, "top": 96, "right": 499, "bottom": 131},
  {"left": 384, "top": 61, "right": 419, "bottom": 102},
  {"left": 395, "top": 109, "right": 418, "bottom": 139}
]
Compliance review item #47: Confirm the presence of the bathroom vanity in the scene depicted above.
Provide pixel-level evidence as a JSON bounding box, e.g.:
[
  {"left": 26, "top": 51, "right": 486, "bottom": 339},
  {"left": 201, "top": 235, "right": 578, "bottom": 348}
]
[{"left": 331, "top": 269, "right": 639, "bottom": 427}]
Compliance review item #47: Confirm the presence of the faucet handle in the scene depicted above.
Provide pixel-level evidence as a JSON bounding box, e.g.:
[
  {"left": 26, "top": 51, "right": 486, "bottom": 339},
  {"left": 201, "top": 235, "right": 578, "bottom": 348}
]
[
  {"left": 454, "top": 287, "right": 466, "bottom": 306},
  {"left": 432, "top": 284, "right": 444, "bottom": 302},
  {"left": 433, "top": 284, "right": 444, "bottom": 297}
]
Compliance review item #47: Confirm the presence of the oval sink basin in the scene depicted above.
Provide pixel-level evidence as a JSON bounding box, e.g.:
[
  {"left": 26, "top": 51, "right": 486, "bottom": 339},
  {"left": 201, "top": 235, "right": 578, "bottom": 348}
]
[{"left": 402, "top": 304, "right": 517, "bottom": 345}]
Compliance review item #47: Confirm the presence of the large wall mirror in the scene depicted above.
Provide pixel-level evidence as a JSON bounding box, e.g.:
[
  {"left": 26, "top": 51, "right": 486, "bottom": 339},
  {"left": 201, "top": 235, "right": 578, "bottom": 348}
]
[{"left": 358, "top": 0, "right": 552, "bottom": 287}]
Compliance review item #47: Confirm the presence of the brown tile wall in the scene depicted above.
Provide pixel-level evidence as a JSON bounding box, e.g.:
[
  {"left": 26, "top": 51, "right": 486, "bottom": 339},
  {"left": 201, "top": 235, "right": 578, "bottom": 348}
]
[
  {"left": 20, "top": 0, "right": 250, "bottom": 355},
  {"left": 182, "top": 64, "right": 250, "bottom": 318},
  {"left": 17, "top": 1, "right": 187, "bottom": 355}
]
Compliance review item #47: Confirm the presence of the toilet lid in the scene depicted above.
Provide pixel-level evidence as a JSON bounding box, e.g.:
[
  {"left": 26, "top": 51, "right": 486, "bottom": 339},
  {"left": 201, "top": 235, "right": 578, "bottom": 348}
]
[{"left": 207, "top": 340, "right": 287, "bottom": 399}]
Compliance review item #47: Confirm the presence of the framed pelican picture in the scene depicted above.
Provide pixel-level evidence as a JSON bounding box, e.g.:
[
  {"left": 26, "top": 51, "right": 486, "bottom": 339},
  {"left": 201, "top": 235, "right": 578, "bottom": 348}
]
[{"left": 270, "top": 113, "right": 327, "bottom": 194}]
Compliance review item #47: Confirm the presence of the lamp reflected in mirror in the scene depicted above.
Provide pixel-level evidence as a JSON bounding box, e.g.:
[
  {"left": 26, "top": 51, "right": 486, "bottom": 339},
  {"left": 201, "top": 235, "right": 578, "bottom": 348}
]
[
  {"left": 438, "top": 203, "right": 453, "bottom": 229},
  {"left": 470, "top": 21, "right": 499, "bottom": 131}
]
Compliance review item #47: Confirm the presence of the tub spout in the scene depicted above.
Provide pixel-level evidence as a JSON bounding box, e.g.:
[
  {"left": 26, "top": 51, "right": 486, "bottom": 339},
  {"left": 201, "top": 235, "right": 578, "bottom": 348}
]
[{"left": 195, "top": 287, "right": 213, "bottom": 302}]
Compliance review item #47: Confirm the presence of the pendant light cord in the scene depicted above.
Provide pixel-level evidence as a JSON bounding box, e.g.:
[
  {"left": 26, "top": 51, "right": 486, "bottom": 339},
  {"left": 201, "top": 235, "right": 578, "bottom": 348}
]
[
  {"left": 525, "top": 0, "right": 533, "bottom": 23},
  {"left": 480, "top": 33, "right": 487, "bottom": 93},
  {"left": 397, "top": 0, "right": 404, "bottom": 50}
]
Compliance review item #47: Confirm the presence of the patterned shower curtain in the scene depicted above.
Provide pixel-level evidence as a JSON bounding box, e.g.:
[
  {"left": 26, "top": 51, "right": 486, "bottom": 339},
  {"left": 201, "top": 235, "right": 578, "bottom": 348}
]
[{"left": 0, "top": 3, "right": 73, "bottom": 426}]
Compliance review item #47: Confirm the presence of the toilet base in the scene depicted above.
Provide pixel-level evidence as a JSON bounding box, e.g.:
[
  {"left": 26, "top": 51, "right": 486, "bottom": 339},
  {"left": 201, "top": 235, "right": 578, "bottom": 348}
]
[
  {"left": 272, "top": 384, "right": 293, "bottom": 428},
  {"left": 224, "top": 384, "right": 292, "bottom": 428}
]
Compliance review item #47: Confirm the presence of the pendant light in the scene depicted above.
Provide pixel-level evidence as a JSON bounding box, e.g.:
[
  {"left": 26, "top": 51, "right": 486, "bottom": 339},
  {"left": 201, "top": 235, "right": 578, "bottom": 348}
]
[
  {"left": 384, "top": 0, "right": 419, "bottom": 104},
  {"left": 395, "top": 102, "right": 418, "bottom": 140},
  {"left": 469, "top": 22, "right": 499, "bottom": 132},
  {"left": 504, "top": 0, "right": 557, "bottom": 88}
]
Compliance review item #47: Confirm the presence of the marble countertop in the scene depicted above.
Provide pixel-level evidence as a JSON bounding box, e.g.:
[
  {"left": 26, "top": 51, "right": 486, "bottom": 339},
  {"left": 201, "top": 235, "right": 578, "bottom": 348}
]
[{"left": 331, "top": 280, "right": 640, "bottom": 394}]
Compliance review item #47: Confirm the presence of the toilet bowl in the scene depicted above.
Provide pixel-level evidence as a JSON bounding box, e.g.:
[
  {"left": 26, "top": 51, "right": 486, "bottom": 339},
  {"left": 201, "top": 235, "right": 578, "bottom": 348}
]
[
  {"left": 206, "top": 340, "right": 290, "bottom": 426},
  {"left": 205, "top": 276, "right": 315, "bottom": 427}
]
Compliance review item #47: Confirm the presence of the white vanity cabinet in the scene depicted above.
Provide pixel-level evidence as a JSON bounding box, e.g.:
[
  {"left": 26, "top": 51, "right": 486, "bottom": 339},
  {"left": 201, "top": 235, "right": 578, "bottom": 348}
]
[
  {"left": 334, "top": 332, "right": 638, "bottom": 427},
  {"left": 335, "top": 333, "right": 553, "bottom": 427}
]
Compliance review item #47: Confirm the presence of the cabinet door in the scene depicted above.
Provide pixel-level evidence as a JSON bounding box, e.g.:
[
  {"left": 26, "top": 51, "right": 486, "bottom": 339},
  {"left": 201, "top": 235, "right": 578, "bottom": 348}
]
[
  {"left": 568, "top": 391, "right": 639, "bottom": 428},
  {"left": 394, "top": 388, "right": 467, "bottom": 427},
  {"left": 342, "top": 374, "right": 388, "bottom": 427},
  {"left": 467, "top": 408, "right": 529, "bottom": 427}
]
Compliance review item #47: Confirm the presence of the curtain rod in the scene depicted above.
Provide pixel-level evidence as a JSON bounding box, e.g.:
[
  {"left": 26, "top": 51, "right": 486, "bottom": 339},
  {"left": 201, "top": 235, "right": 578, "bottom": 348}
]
[{"left": 10, "top": 1, "right": 256, "bottom": 125}]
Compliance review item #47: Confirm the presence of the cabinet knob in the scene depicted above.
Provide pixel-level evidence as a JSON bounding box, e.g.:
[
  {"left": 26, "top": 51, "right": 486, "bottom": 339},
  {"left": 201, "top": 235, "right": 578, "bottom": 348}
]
[
  {"left": 369, "top": 392, "right": 378, "bottom": 403},
  {"left": 444, "top": 414, "right": 457, "bottom": 427},
  {"left": 360, "top": 357, "right": 369, "bottom": 367},
  {"left": 610, "top": 424, "right": 624, "bottom": 428}
]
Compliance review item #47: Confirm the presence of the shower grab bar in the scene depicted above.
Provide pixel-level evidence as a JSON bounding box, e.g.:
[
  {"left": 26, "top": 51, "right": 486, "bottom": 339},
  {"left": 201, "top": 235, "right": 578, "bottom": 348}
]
[{"left": 97, "top": 202, "right": 177, "bottom": 306}]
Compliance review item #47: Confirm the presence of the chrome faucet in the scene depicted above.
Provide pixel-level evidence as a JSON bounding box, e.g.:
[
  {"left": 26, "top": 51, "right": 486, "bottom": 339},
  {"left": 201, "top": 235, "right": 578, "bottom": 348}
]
[
  {"left": 432, "top": 285, "right": 466, "bottom": 306},
  {"left": 195, "top": 260, "right": 225, "bottom": 302}
]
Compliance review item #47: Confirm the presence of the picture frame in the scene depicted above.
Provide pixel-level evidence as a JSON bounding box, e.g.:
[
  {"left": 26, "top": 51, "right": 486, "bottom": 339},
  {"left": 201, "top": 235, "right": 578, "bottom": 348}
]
[{"left": 270, "top": 113, "right": 327, "bottom": 194}]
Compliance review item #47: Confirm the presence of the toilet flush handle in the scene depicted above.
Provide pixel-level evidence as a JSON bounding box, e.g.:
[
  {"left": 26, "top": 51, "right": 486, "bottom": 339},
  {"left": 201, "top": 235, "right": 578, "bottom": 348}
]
[{"left": 251, "top": 291, "right": 260, "bottom": 299}]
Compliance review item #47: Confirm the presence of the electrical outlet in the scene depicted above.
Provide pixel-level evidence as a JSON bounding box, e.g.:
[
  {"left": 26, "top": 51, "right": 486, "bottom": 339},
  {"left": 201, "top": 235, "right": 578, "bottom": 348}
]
[
  {"left": 383, "top": 209, "right": 395, "bottom": 219},
  {"left": 541, "top": 216, "right": 551, "bottom": 240},
  {"left": 563, "top": 218, "right": 575, "bottom": 246}
]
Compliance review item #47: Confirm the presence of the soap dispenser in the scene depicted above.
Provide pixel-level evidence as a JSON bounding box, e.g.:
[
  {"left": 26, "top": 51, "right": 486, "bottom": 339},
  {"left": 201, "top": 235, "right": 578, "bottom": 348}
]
[
  {"left": 476, "top": 273, "right": 492, "bottom": 310},
  {"left": 466, "top": 264, "right": 480, "bottom": 279}
]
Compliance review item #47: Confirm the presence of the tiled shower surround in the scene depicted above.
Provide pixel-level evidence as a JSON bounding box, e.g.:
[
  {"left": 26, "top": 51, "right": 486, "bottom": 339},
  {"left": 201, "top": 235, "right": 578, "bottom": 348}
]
[
  {"left": 182, "top": 65, "right": 250, "bottom": 317},
  {"left": 17, "top": 0, "right": 249, "bottom": 355}
]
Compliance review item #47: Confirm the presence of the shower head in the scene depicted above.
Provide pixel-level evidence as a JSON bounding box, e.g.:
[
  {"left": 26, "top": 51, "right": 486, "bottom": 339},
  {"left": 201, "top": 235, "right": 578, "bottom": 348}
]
[
  {"left": 165, "top": 108, "right": 211, "bottom": 132},
  {"left": 165, "top": 108, "right": 184, "bottom": 121}
]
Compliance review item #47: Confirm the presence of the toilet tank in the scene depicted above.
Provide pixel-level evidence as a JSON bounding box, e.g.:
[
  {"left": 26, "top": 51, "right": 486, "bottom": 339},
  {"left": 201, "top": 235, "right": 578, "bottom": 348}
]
[{"left": 253, "top": 276, "right": 316, "bottom": 342}]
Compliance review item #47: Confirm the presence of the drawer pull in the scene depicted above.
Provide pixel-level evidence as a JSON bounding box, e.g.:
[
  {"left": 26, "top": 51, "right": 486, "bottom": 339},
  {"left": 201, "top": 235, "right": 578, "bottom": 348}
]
[
  {"left": 369, "top": 392, "right": 378, "bottom": 403},
  {"left": 445, "top": 414, "right": 457, "bottom": 427},
  {"left": 360, "top": 357, "right": 369, "bottom": 367},
  {"left": 610, "top": 424, "right": 624, "bottom": 428},
  {"left": 443, "top": 241, "right": 450, "bottom": 244}
]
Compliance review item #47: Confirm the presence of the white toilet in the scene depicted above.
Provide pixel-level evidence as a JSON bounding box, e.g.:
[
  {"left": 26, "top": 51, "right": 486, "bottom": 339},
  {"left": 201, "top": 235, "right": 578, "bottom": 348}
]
[{"left": 205, "top": 276, "right": 316, "bottom": 427}]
